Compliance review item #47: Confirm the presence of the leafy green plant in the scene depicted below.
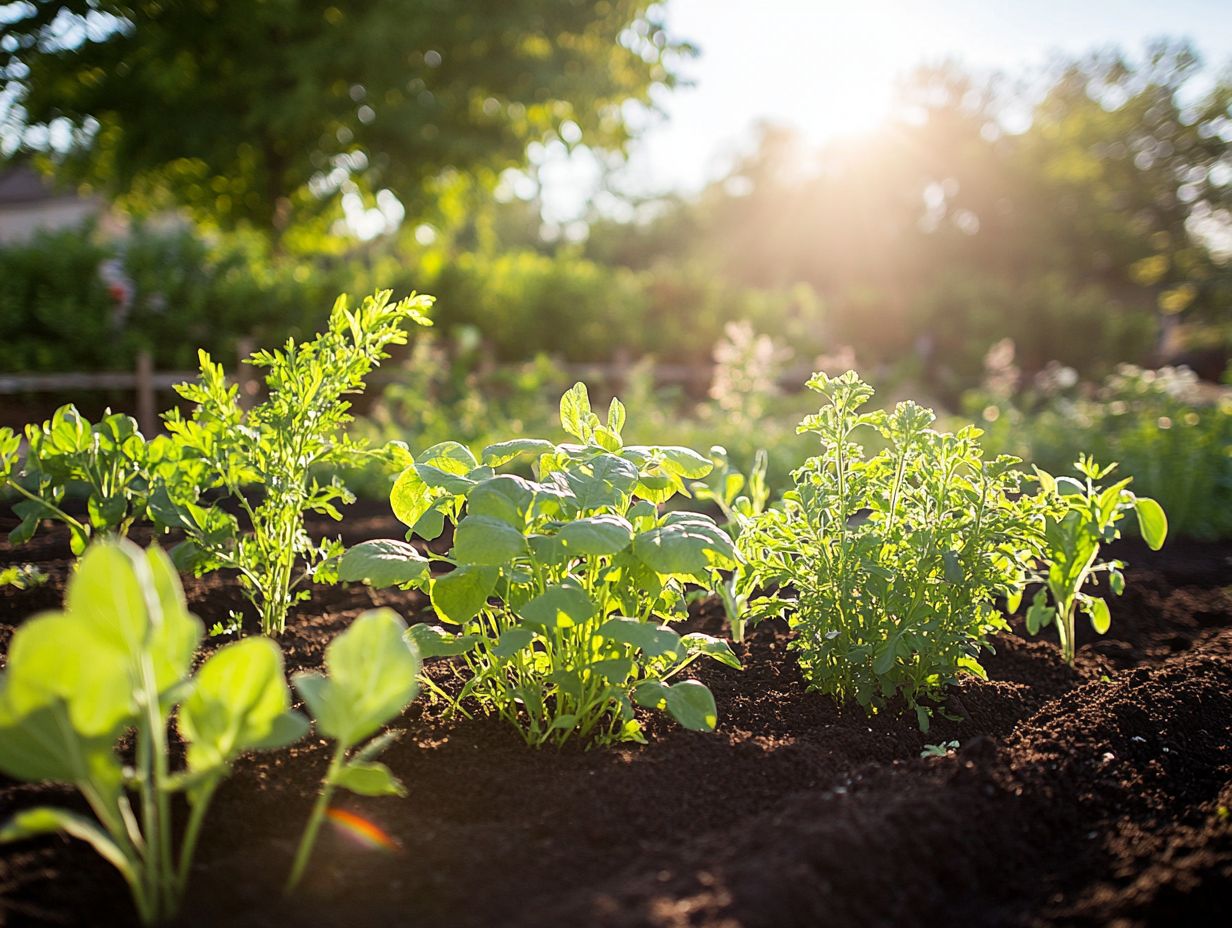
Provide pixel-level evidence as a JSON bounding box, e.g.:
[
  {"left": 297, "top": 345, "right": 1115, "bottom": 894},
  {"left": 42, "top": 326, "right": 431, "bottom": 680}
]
[
  {"left": 920, "top": 740, "right": 959, "bottom": 758},
  {"left": 285, "top": 608, "right": 421, "bottom": 893},
  {"left": 1021, "top": 455, "right": 1167, "bottom": 664},
  {"left": 159, "top": 289, "right": 432, "bottom": 634},
  {"left": 0, "top": 541, "right": 306, "bottom": 924},
  {"left": 739, "top": 371, "right": 1054, "bottom": 729},
  {"left": 0, "top": 406, "right": 175, "bottom": 554},
  {"left": 0, "top": 563, "right": 48, "bottom": 589},
  {"left": 341, "top": 382, "right": 742, "bottom": 746}
]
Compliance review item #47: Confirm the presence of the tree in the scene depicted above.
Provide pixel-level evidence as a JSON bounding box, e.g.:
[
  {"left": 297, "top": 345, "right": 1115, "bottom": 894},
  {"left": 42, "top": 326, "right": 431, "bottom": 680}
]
[{"left": 0, "top": 1, "right": 686, "bottom": 237}]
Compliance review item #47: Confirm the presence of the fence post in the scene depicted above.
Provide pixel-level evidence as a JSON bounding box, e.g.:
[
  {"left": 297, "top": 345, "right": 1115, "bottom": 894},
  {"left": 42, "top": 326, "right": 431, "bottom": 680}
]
[{"left": 135, "top": 350, "right": 156, "bottom": 436}]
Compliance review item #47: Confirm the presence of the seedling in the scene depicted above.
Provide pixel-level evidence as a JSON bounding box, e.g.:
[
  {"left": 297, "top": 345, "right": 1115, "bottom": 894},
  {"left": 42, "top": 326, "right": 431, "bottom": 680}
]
[
  {"left": 1019, "top": 455, "right": 1167, "bottom": 664},
  {"left": 0, "top": 541, "right": 306, "bottom": 924},
  {"left": 920, "top": 740, "right": 959, "bottom": 758},
  {"left": 160, "top": 290, "right": 433, "bottom": 633},
  {"left": 341, "top": 382, "right": 742, "bottom": 746},
  {"left": 285, "top": 609, "right": 421, "bottom": 893}
]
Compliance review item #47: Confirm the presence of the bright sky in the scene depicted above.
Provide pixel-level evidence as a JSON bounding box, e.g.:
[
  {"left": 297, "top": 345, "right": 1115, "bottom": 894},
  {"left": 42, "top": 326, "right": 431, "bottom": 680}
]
[{"left": 534, "top": 0, "right": 1232, "bottom": 227}]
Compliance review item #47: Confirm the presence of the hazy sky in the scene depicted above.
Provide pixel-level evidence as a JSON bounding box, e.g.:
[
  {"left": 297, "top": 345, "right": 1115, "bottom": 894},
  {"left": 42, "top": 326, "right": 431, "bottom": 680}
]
[{"left": 534, "top": 0, "right": 1232, "bottom": 226}]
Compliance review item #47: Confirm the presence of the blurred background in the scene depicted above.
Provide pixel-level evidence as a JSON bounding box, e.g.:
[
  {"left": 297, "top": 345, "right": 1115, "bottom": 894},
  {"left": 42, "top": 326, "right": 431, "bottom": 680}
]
[{"left": 1, "top": 0, "right": 1229, "bottom": 535}]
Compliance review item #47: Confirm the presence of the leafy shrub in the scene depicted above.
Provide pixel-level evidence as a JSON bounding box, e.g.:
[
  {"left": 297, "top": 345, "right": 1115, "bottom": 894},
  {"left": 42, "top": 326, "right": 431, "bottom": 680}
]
[
  {"left": 341, "top": 383, "right": 742, "bottom": 746},
  {"left": 738, "top": 371, "right": 1053, "bottom": 729},
  {"left": 1022, "top": 456, "right": 1167, "bottom": 663},
  {"left": 969, "top": 363, "right": 1232, "bottom": 539},
  {"left": 0, "top": 541, "right": 306, "bottom": 924}
]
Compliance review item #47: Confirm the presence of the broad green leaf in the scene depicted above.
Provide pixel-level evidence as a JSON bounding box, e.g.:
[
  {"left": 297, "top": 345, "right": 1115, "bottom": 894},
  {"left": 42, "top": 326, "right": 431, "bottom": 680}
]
[
  {"left": 0, "top": 807, "right": 135, "bottom": 883},
  {"left": 632, "top": 521, "right": 739, "bottom": 577},
  {"left": 430, "top": 566, "right": 498, "bottom": 624},
  {"left": 518, "top": 582, "right": 596, "bottom": 629},
  {"left": 0, "top": 687, "right": 122, "bottom": 786},
  {"left": 65, "top": 542, "right": 149, "bottom": 658},
  {"left": 1133, "top": 497, "right": 1168, "bottom": 551},
  {"left": 632, "top": 679, "right": 669, "bottom": 709},
  {"left": 405, "top": 623, "right": 480, "bottom": 658},
  {"left": 339, "top": 540, "right": 431, "bottom": 588},
  {"left": 680, "top": 633, "right": 742, "bottom": 670},
  {"left": 597, "top": 617, "right": 681, "bottom": 657},
  {"left": 415, "top": 462, "right": 477, "bottom": 494},
  {"left": 564, "top": 454, "right": 639, "bottom": 511},
  {"left": 1086, "top": 596, "right": 1112, "bottom": 634},
  {"left": 293, "top": 609, "right": 421, "bottom": 746},
  {"left": 391, "top": 467, "right": 439, "bottom": 529},
  {"left": 1108, "top": 568, "right": 1125, "bottom": 596},
  {"left": 417, "top": 441, "right": 478, "bottom": 474},
  {"left": 481, "top": 439, "right": 556, "bottom": 468},
  {"left": 467, "top": 474, "right": 537, "bottom": 525},
  {"left": 1025, "top": 590, "right": 1055, "bottom": 635},
  {"left": 452, "top": 515, "right": 527, "bottom": 566},
  {"left": 664, "top": 680, "right": 718, "bottom": 732},
  {"left": 557, "top": 515, "right": 634, "bottom": 556},
  {"left": 180, "top": 637, "right": 301, "bottom": 774},
  {"left": 492, "top": 627, "right": 536, "bottom": 658},
  {"left": 333, "top": 760, "right": 406, "bottom": 797},
  {"left": 626, "top": 446, "right": 713, "bottom": 480}
]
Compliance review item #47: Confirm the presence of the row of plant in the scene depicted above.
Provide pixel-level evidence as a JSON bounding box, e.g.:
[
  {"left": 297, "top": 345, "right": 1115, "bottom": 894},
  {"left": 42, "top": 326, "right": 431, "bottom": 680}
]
[{"left": 0, "top": 291, "right": 1168, "bottom": 923}]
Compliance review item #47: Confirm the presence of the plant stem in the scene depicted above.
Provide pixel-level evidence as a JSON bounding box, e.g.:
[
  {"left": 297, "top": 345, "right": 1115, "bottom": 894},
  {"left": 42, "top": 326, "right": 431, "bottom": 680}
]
[
  {"left": 284, "top": 742, "right": 347, "bottom": 895},
  {"left": 174, "top": 779, "right": 218, "bottom": 899}
]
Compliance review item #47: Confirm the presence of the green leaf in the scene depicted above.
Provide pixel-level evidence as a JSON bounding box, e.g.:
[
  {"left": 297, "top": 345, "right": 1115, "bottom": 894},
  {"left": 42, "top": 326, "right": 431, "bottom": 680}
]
[
  {"left": 680, "top": 633, "right": 742, "bottom": 670},
  {"left": 417, "top": 441, "right": 478, "bottom": 474},
  {"left": 557, "top": 514, "right": 634, "bottom": 556},
  {"left": 293, "top": 609, "right": 421, "bottom": 746},
  {"left": 391, "top": 467, "right": 439, "bottom": 529},
  {"left": 564, "top": 453, "right": 639, "bottom": 511},
  {"left": 180, "top": 637, "right": 301, "bottom": 774},
  {"left": 404, "top": 623, "right": 480, "bottom": 658},
  {"left": 1086, "top": 596, "right": 1112, "bottom": 634},
  {"left": 451, "top": 515, "right": 527, "bottom": 566},
  {"left": 597, "top": 617, "right": 681, "bottom": 657},
  {"left": 466, "top": 475, "right": 537, "bottom": 525},
  {"left": 632, "top": 679, "right": 669, "bottom": 709},
  {"left": 518, "top": 582, "right": 597, "bottom": 629},
  {"left": 1025, "top": 589, "right": 1055, "bottom": 635},
  {"left": 632, "top": 520, "right": 739, "bottom": 577},
  {"left": 492, "top": 627, "right": 536, "bottom": 658},
  {"left": 481, "top": 439, "right": 556, "bottom": 468},
  {"left": 628, "top": 446, "right": 713, "bottom": 479},
  {"left": 560, "top": 383, "right": 593, "bottom": 441},
  {"left": 1133, "top": 497, "right": 1168, "bottom": 551},
  {"left": 1108, "top": 568, "right": 1125, "bottom": 596},
  {"left": 430, "top": 565, "right": 498, "bottom": 624},
  {"left": 333, "top": 760, "right": 406, "bottom": 798},
  {"left": 0, "top": 807, "right": 136, "bottom": 883},
  {"left": 942, "top": 550, "right": 964, "bottom": 584},
  {"left": 664, "top": 680, "right": 718, "bottom": 732},
  {"left": 339, "top": 540, "right": 431, "bottom": 588}
]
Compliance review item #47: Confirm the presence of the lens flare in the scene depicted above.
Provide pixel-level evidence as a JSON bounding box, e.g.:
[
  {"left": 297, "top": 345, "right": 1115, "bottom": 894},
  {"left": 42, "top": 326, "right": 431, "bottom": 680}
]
[{"left": 325, "top": 807, "right": 400, "bottom": 853}]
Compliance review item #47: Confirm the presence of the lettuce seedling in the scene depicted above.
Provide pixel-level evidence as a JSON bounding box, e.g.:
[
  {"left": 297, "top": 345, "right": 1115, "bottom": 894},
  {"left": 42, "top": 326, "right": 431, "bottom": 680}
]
[
  {"left": 285, "top": 609, "right": 421, "bottom": 893},
  {"left": 341, "top": 382, "right": 742, "bottom": 747},
  {"left": 0, "top": 541, "right": 306, "bottom": 924},
  {"left": 1019, "top": 455, "right": 1167, "bottom": 664},
  {"left": 160, "top": 290, "right": 432, "bottom": 634},
  {"left": 738, "top": 371, "right": 1053, "bottom": 729}
]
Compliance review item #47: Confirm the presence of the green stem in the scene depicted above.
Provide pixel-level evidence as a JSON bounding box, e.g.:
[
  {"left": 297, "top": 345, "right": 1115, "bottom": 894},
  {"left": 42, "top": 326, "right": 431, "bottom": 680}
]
[
  {"left": 8, "top": 480, "right": 90, "bottom": 537},
  {"left": 174, "top": 779, "right": 219, "bottom": 900},
  {"left": 285, "top": 742, "right": 347, "bottom": 895}
]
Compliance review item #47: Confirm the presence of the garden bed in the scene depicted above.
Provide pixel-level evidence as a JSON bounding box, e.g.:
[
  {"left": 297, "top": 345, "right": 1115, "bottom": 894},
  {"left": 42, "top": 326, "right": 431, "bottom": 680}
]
[{"left": 1, "top": 511, "right": 1230, "bottom": 928}]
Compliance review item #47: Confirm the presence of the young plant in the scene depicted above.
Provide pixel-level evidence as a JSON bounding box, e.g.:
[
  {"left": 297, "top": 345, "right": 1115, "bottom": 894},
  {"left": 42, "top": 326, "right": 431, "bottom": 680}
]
[
  {"left": 1020, "top": 455, "right": 1167, "bottom": 664},
  {"left": 159, "top": 289, "right": 433, "bottom": 634},
  {"left": 0, "top": 406, "right": 174, "bottom": 554},
  {"left": 285, "top": 608, "right": 422, "bottom": 893},
  {"left": 691, "top": 446, "right": 773, "bottom": 643},
  {"left": 340, "top": 382, "right": 742, "bottom": 747},
  {"left": 738, "top": 371, "right": 1054, "bottom": 729},
  {"left": 0, "top": 540, "right": 306, "bottom": 924}
]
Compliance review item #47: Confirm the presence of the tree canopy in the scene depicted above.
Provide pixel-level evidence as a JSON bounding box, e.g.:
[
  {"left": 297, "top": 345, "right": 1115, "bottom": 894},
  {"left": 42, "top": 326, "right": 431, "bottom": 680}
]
[{"left": 0, "top": 0, "right": 685, "bottom": 235}]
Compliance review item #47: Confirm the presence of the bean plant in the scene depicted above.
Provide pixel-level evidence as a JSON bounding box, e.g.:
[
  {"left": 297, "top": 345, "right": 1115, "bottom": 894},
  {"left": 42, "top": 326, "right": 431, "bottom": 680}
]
[
  {"left": 0, "top": 406, "right": 176, "bottom": 553},
  {"left": 159, "top": 289, "right": 433, "bottom": 634},
  {"left": 1019, "top": 455, "right": 1167, "bottom": 664},
  {"left": 738, "top": 371, "right": 1054, "bottom": 729},
  {"left": 0, "top": 541, "right": 307, "bottom": 924},
  {"left": 341, "top": 382, "right": 742, "bottom": 746}
]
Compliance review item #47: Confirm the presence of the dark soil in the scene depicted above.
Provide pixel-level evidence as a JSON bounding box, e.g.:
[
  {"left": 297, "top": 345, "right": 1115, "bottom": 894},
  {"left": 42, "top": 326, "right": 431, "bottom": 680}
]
[{"left": 1, "top": 511, "right": 1230, "bottom": 927}]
